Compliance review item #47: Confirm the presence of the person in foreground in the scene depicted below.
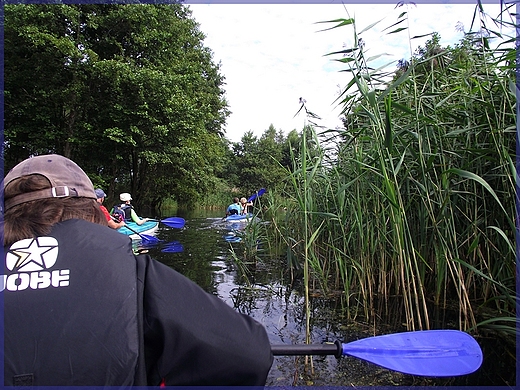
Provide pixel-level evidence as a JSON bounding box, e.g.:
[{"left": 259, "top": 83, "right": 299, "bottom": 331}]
[
  {"left": 95, "top": 188, "right": 125, "bottom": 229},
  {"left": 2, "top": 154, "right": 273, "bottom": 386},
  {"left": 113, "top": 192, "right": 149, "bottom": 225}
]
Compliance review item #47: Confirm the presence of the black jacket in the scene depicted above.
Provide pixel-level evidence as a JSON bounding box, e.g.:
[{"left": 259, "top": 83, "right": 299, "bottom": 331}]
[{"left": 3, "top": 219, "right": 273, "bottom": 386}]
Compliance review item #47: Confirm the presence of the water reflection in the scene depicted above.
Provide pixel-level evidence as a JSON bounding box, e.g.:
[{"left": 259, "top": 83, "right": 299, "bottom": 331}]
[
  {"left": 146, "top": 210, "right": 353, "bottom": 385},
  {"left": 142, "top": 209, "right": 507, "bottom": 387}
]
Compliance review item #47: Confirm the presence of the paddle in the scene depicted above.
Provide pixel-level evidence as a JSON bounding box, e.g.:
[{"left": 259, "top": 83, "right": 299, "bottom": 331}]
[
  {"left": 222, "top": 190, "right": 265, "bottom": 220},
  {"left": 247, "top": 188, "right": 266, "bottom": 203},
  {"left": 112, "top": 216, "right": 160, "bottom": 244},
  {"left": 271, "top": 330, "right": 483, "bottom": 377},
  {"left": 123, "top": 224, "right": 160, "bottom": 245},
  {"left": 150, "top": 217, "right": 186, "bottom": 229}
]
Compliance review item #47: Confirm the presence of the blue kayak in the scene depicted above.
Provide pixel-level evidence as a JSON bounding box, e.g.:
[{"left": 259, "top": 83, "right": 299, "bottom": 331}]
[
  {"left": 117, "top": 220, "right": 159, "bottom": 240},
  {"left": 225, "top": 213, "right": 253, "bottom": 222}
]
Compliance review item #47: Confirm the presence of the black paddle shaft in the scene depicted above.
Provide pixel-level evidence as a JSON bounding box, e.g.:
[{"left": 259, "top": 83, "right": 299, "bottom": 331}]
[{"left": 271, "top": 341, "right": 342, "bottom": 358}]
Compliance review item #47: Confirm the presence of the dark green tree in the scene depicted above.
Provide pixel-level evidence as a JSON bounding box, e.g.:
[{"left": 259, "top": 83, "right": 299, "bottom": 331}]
[
  {"left": 228, "top": 124, "right": 291, "bottom": 196},
  {"left": 4, "top": 4, "right": 229, "bottom": 209}
]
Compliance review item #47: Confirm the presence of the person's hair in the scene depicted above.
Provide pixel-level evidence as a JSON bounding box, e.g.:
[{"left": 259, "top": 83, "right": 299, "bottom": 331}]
[
  {"left": 3, "top": 174, "right": 108, "bottom": 247},
  {"left": 240, "top": 197, "right": 247, "bottom": 203},
  {"left": 233, "top": 197, "right": 239, "bottom": 203}
]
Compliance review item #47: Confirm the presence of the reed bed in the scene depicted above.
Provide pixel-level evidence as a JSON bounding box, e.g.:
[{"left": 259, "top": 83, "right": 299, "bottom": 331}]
[{"left": 265, "top": 2, "right": 516, "bottom": 338}]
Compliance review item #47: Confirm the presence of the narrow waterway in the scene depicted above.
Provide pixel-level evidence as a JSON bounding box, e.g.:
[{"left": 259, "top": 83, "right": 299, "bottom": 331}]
[{"left": 141, "top": 209, "right": 514, "bottom": 387}]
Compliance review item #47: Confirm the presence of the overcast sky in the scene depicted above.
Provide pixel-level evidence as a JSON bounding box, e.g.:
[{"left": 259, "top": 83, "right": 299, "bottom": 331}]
[{"left": 187, "top": 1, "right": 512, "bottom": 142}]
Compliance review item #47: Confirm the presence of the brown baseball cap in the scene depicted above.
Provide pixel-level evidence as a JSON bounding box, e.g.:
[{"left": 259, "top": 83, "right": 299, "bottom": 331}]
[{"left": 3, "top": 154, "right": 97, "bottom": 211}]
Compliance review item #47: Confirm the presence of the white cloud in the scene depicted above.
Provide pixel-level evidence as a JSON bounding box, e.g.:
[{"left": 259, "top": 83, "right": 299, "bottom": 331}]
[{"left": 189, "top": 2, "right": 510, "bottom": 142}]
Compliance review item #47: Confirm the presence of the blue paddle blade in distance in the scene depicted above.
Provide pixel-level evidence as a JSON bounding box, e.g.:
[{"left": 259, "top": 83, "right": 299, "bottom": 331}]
[
  {"left": 247, "top": 188, "right": 266, "bottom": 202},
  {"left": 342, "top": 330, "right": 483, "bottom": 377},
  {"left": 159, "top": 217, "right": 185, "bottom": 229}
]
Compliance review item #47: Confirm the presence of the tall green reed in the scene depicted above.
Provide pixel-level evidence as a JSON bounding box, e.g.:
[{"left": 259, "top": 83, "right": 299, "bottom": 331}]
[
  {"left": 271, "top": 2, "right": 516, "bottom": 336},
  {"left": 324, "top": 3, "right": 516, "bottom": 332}
]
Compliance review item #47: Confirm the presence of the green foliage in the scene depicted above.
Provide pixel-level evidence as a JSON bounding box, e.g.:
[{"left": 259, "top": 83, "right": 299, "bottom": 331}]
[
  {"left": 225, "top": 124, "right": 301, "bottom": 197},
  {"left": 270, "top": 2, "right": 516, "bottom": 334},
  {"left": 4, "top": 4, "right": 307, "bottom": 211},
  {"left": 4, "top": 3, "right": 229, "bottom": 209}
]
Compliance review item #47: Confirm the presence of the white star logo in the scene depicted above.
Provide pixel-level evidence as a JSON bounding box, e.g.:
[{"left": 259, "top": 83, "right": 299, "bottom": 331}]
[{"left": 6, "top": 237, "right": 59, "bottom": 272}]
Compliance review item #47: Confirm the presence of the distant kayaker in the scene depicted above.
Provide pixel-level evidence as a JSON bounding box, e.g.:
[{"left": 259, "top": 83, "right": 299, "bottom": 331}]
[
  {"left": 240, "top": 197, "right": 253, "bottom": 215},
  {"left": 2, "top": 154, "right": 274, "bottom": 386},
  {"left": 95, "top": 188, "right": 125, "bottom": 229},
  {"left": 226, "top": 197, "right": 241, "bottom": 216},
  {"left": 112, "top": 192, "right": 149, "bottom": 225}
]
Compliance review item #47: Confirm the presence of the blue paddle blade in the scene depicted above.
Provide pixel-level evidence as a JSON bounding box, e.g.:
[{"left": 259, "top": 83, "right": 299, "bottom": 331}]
[
  {"left": 159, "top": 217, "right": 185, "bottom": 229},
  {"left": 121, "top": 222, "right": 160, "bottom": 245},
  {"left": 247, "top": 188, "right": 266, "bottom": 202},
  {"left": 140, "top": 234, "right": 160, "bottom": 246},
  {"left": 342, "top": 330, "right": 483, "bottom": 377}
]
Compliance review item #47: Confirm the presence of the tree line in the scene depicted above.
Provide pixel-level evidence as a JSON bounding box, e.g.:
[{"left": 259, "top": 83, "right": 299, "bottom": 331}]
[{"left": 4, "top": 3, "right": 300, "bottom": 211}]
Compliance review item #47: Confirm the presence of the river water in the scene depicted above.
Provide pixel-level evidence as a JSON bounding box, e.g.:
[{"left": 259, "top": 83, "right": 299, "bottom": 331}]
[{"left": 141, "top": 209, "right": 514, "bottom": 387}]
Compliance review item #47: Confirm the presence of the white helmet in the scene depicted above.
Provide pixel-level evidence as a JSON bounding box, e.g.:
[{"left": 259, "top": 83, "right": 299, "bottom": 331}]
[{"left": 120, "top": 192, "right": 132, "bottom": 202}]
